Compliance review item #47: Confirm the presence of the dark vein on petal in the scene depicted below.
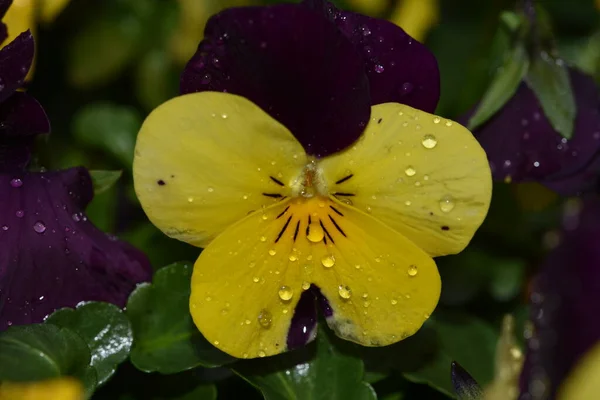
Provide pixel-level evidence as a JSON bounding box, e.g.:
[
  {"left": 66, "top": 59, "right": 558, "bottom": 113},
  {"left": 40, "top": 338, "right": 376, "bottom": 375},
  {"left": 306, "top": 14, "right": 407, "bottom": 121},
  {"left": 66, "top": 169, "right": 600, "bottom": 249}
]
[
  {"left": 263, "top": 193, "right": 283, "bottom": 198},
  {"left": 275, "top": 215, "right": 293, "bottom": 243},
  {"left": 329, "top": 205, "right": 344, "bottom": 216},
  {"left": 276, "top": 206, "right": 290, "bottom": 219},
  {"left": 320, "top": 219, "right": 335, "bottom": 244},
  {"left": 333, "top": 192, "right": 355, "bottom": 196},
  {"left": 335, "top": 174, "right": 354, "bottom": 184},
  {"left": 328, "top": 215, "right": 347, "bottom": 237},
  {"left": 293, "top": 220, "right": 300, "bottom": 242},
  {"left": 270, "top": 176, "right": 285, "bottom": 186}
]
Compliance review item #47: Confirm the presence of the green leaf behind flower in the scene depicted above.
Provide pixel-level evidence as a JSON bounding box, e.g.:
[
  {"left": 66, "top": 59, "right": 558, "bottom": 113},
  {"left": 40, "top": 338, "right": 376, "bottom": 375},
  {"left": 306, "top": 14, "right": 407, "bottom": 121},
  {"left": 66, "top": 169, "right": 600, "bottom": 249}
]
[
  {"left": 525, "top": 52, "right": 576, "bottom": 139},
  {"left": 0, "top": 324, "right": 97, "bottom": 397},
  {"left": 235, "top": 328, "right": 376, "bottom": 400},
  {"left": 89, "top": 170, "right": 123, "bottom": 196},
  {"left": 127, "top": 262, "right": 235, "bottom": 374},
  {"left": 45, "top": 302, "right": 133, "bottom": 386}
]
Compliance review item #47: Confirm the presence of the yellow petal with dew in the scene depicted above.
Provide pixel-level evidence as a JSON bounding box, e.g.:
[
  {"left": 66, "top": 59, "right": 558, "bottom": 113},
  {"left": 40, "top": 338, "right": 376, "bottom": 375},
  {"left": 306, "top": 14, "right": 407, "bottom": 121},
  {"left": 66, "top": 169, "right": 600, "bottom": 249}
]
[
  {"left": 190, "top": 195, "right": 440, "bottom": 358},
  {"left": 133, "top": 91, "right": 308, "bottom": 248},
  {"left": 319, "top": 103, "right": 492, "bottom": 257},
  {"left": 558, "top": 341, "right": 600, "bottom": 400},
  {"left": 0, "top": 378, "right": 84, "bottom": 400},
  {"left": 1, "top": 0, "right": 35, "bottom": 80},
  {"left": 39, "top": 0, "right": 71, "bottom": 24}
]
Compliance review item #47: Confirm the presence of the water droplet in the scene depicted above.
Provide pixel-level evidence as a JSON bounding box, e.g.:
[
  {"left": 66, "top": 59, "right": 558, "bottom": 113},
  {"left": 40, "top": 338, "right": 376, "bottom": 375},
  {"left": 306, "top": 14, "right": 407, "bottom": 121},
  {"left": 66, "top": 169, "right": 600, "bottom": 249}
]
[
  {"left": 404, "top": 200, "right": 412, "bottom": 206},
  {"left": 302, "top": 281, "right": 310, "bottom": 290},
  {"left": 242, "top": 353, "right": 249, "bottom": 358},
  {"left": 404, "top": 166, "right": 416, "bottom": 176},
  {"left": 201, "top": 73, "right": 211, "bottom": 84},
  {"left": 268, "top": 249, "right": 277, "bottom": 256},
  {"left": 253, "top": 276, "right": 260, "bottom": 283},
  {"left": 407, "top": 265, "right": 418, "bottom": 277},
  {"left": 439, "top": 195, "right": 455, "bottom": 213},
  {"left": 421, "top": 134, "right": 438, "bottom": 149},
  {"left": 221, "top": 113, "right": 228, "bottom": 119},
  {"left": 288, "top": 254, "right": 298, "bottom": 262},
  {"left": 258, "top": 350, "right": 267, "bottom": 357},
  {"left": 15, "top": 210, "right": 24, "bottom": 218},
  {"left": 260, "top": 236, "right": 267, "bottom": 242},
  {"left": 207, "top": 187, "right": 214, "bottom": 193},
  {"left": 433, "top": 117, "right": 441, "bottom": 124},
  {"left": 245, "top": 319, "right": 251, "bottom": 325},
  {"left": 445, "top": 121, "right": 453, "bottom": 127},
  {"left": 374, "top": 64, "right": 384, "bottom": 73},
  {"left": 338, "top": 285, "right": 352, "bottom": 299},
  {"left": 243, "top": 195, "right": 248, "bottom": 200},
  {"left": 1, "top": 225, "right": 8, "bottom": 231},
  {"left": 213, "top": 340, "right": 220, "bottom": 345},
  {"left": 374, "top": 257, "right": 381, "bottom": 263},
  {"left": 391, "top": 299, "right": 398, "bottom": 305},
  {"left": 258, "top": 309, "right": 272, "bottom": 328},
  {"left": 10, "top": 178, "right": 22, "bottom": 188},
  {"left": 401, "top": 82, "right": 413, "bottom": 94},
  {"left": 307, "top": 224, "right": 325, "bottom": 242},
  {"left": 262, "top": 214, "right": 268, "bottom": 221},
  {"left": 187, "top": 197, "right": 194, "bottom": 203},
  {"left": 278, "top": 286, "right": 293, "bottom": 301},
  {"left": 33, "top": 222, "right": 46, "bottom": 233},
  {"left": 205, "top": 296, "right": 212, "bottom": 301},
  {"left": 321, "top": 254, "right": 335, "bottom": 268}
]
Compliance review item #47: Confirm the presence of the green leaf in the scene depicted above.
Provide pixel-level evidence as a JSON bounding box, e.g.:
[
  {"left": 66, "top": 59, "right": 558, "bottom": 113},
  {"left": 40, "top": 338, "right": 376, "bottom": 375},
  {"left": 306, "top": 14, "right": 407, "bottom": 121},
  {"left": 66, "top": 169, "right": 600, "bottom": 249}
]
[
  {"left": 235, "top": 329, "right": 376, "bottom": 400},
  {"left": 468, "top": 44, "right": 529, "bottom": 130},
  {"left": 45, "top": 302, "right": 133, "bottom": 386},
  {"left": 0, "top": 324, "right": 97, "bottom": 396},
  {"left": 135, "top": 49, "right": 179, "bottom": 111},
  {"left": 72, "top": 103, "right": 142, "bottom": 167},
  {"left": 127, "top": 262, "right": 235, "bottom": 373},
  {"left": 89, "top": 170, "right": 123, "bottom": 196},
  {"left": 170, "top": 384, "right": 217, "bottom": 400},
  {"left": 402, "top": 314, "right": 497, "bottom": 398},
  {"left": 525, "top": 52, "right": 576, "bottom": 139}
]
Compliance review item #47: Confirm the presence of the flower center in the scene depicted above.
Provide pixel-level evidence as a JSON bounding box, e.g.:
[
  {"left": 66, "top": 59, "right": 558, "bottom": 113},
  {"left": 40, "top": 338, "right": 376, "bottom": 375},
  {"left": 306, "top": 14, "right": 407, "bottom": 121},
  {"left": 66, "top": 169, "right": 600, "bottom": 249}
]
[{"left": 290, "top": 159, "right": 329, "bottom": 198}]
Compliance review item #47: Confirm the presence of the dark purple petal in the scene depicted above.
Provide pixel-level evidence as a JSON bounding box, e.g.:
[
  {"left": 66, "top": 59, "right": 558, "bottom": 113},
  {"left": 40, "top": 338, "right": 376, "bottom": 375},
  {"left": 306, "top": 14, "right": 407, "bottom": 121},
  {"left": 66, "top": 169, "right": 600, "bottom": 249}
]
[
  {"left": 519, "top": 199, "right": 600, "bottom": 399},
  {"left": 180, "top": 4, "right": 371, "bottom": 157},
  {"left": 0, "top": 168, "right": 152, "bottom": 330},
  {"left": 0, "top": 92, "right": 50, "bottom": 172},
  {"left": 542, "top": 153, "right": 600, "bottom": 196},
  {"left": 470, "top": 69, "right": 600, "bottom": 195},
  {"left": 305, "top": 0, "right": 440, "bottom": 112},
  {"left": 287, "top": 286, "right": 317, "bottom": 350},
  {"left": 0, "top": 31, "right": 34, "bottom": 104},
  {"left": 451, "top": 361, "right": 483, "bottom": 400}
]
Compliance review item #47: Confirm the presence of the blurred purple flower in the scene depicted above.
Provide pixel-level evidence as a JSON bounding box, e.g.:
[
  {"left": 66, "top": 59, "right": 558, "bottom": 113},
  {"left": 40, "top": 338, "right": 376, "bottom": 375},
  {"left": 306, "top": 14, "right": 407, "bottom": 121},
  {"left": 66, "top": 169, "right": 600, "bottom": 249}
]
[
  {"left": 519, "top": 198, "right": 600, "bottom": 399},
  {"left": 468, "top": 68, "right": 600, "bottom": 196},
  {"left": 180, "top": 0, "right": 440, "bottom": 157},
  {"left": 0, "top": 30, "right": 151, "bottom": 330}
]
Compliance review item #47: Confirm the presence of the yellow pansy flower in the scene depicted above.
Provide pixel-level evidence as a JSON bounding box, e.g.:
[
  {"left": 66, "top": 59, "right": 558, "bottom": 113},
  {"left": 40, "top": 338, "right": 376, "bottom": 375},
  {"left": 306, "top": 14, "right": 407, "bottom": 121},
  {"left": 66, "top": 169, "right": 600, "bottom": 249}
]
[
  {"left": 134, "top": 2, "right": 491, "bottom": 359},
  {"left": 0, "top": 378, "right": 83, "bottom": 400}
]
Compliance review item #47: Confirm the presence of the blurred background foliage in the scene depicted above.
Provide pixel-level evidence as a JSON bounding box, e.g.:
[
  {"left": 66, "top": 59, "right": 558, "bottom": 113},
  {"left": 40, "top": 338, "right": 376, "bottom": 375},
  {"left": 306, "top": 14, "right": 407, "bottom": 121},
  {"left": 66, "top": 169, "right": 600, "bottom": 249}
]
[{"left": 7, "top": 0, "right": 600, "bottom": 398}]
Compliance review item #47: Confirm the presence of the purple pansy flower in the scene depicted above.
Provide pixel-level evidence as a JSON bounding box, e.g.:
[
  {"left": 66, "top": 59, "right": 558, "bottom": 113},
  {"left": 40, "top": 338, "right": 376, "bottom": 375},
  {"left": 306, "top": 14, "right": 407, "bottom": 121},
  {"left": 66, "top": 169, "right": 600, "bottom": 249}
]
[
  {"left": 518, "top": 198, "right": 600, "bottom": 399},
  {"left": 180, "top": 0, "right": 440, "bottom": 157},
  {"left": 469, "top": 68, "right": 600, "bottom": 196},
  {"left": 0, "top": 27, "right": 151, "bottom": 330}
]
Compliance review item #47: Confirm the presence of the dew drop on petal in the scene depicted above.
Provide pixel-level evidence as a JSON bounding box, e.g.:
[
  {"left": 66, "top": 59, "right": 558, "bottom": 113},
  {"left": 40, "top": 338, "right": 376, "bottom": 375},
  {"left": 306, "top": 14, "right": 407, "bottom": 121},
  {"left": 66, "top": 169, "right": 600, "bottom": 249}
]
[
  {"left": 421, "top": 134, "right": 438, "bottom": 149},
  {"left": 338, "top": 285, "right": 352, "bottom": 299},
  {"left": 258, "top": 309, "right": 272, "bottom": 328},
  {"left": 404, "top": 166, "right": 416, "bottom": 176},
  {"left": 288, "top": 254, "right": 298, "bottom": 262},
  {"left": 278, "top": 286, "right": 294, "bottom": 301},
  {"left": 258, "top": 350, "right": 267, "bottom": 357},
  {"left": 1, "top": 225, "right": 8, "bottom": 231},
  {"left": 33, "top": 222, "right": 46, "bottom": 234},
  {"left": 16, "top": 210, "right": 24, "bottom": 218},
  {"left": 404, "top": 200, "right": 412, "bottom": 206},
  {"left": 374, "top": 64, "right": 385, "bottom": 73},
  {"left": 260, "top": 236, "right": 267, "bottom": 242},
  {"left": 433, "top": 117, "right": 441, "bottom": 124},
  {"left": 439, "top": 195, "right": 455, "bottom": 213},
  {"left": 268, "top": 249, "right": 277, "bottom": 256},
  {"left": 207, "top": 187, "right": 214, "bottom": 193},
  {"left": 307, "top": 224, "right": 324, "bottom": 242},
  {"left": 10, "top": 178, "right": 23, "bottom": 188},
  {"left": 302, "top": 281, "right": 310, "bottom": 290},
  {"left": 391, "top": 299, "right": 398, "bottom": 305},
  {"left": 407, "top": 265, "right": 418, "bottom": 277},
  {"left": 321, "top": 254, "right": 335, "bottom": 268},
  {"left": 252, "top": 276, "right": 260, "bottom": 283}
]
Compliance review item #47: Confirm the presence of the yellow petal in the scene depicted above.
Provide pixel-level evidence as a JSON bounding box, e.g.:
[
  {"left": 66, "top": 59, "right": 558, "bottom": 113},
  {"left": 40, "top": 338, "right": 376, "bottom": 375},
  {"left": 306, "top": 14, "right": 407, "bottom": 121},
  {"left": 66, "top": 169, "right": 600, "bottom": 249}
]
[
  {"left": 38, "top": 0, "right": 71, "bottom": 24},
  {"left": 190, "top": 195, "right": 440, "bottom": 358},
  {"left": 133, "top": 92, "right": 308, "bottom": 248},
  {"left": 558, "top": 341, "right": 600, "bottom": 400},
  {"left": 0, "top": 378, "right": 84, "bottom": 400},
  {"left": 319, "top": 103, "right": 492, "bottom": 257},
  {"left": 390, "top": 0, "right": 439, "bottom": 43}
]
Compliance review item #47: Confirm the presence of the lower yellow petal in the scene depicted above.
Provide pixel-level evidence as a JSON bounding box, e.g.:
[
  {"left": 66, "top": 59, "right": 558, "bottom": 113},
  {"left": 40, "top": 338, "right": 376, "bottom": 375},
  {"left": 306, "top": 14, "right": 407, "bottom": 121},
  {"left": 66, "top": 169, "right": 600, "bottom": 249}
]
[
  {"left": 319, "top": 103, "right": 492, "bottom": 258},
  {"left": 0, "top": 378, "right": 83, "bottom": 400},
  {"left": 190, "top": 195, "right": 440, "bottom": 358},
  {"left": 558, "top": 341, "right": 600, "bottom": 400},
  {"left": 133, "top": 92, "right": 307, "bottom": 249}
]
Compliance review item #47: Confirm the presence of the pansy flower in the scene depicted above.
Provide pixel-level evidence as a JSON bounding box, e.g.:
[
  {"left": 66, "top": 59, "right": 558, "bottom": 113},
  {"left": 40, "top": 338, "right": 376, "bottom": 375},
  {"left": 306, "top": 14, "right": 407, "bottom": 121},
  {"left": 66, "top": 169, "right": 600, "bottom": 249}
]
[
  {"left": 133, "top": 0, "right": 492, "bottom": 358},
  {"left": 0, "top": 28, "right": 152, "bottom": 330}
]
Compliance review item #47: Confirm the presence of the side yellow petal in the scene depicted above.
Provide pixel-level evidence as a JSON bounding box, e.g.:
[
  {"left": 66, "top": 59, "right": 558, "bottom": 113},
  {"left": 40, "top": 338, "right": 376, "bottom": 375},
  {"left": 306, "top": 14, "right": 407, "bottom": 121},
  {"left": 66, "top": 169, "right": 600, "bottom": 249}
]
[
  {"left": 558, "top": 341, "right": 600, "bottom": 400},
  {"left": 1, "top": 0, "right": 36, "bottom": 80},
  {"left": 320, "top": 103, "right": 492, "bottom": 257},
  {"left": 0, "top": 378, "right": 84, "bottom": 400},
  {"left": 39, "top": 0, "right": 71, "bottom": 24},
  {"left": 190, "top": 195, "right": 440, "bottom": 358},
  {"left": 390, "top": 0, "right": 439, "bottom": 43},
  {"left": 133, "top": 92, "right": 308, "bottom": 248}
]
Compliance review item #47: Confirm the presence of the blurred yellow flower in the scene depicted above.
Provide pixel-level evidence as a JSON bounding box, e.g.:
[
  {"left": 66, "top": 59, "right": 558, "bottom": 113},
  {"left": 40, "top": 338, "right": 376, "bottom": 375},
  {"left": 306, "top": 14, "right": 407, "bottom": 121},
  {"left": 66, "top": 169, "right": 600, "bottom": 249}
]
[
  {"left": 558, "top": 341, "right": 600, "bottom": 400},
  {"left": 0, "top": 377, "right": 83, "bottom": 400},
  {"left": 390, "top": 0, "right": 439, "bottom": 43}
]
